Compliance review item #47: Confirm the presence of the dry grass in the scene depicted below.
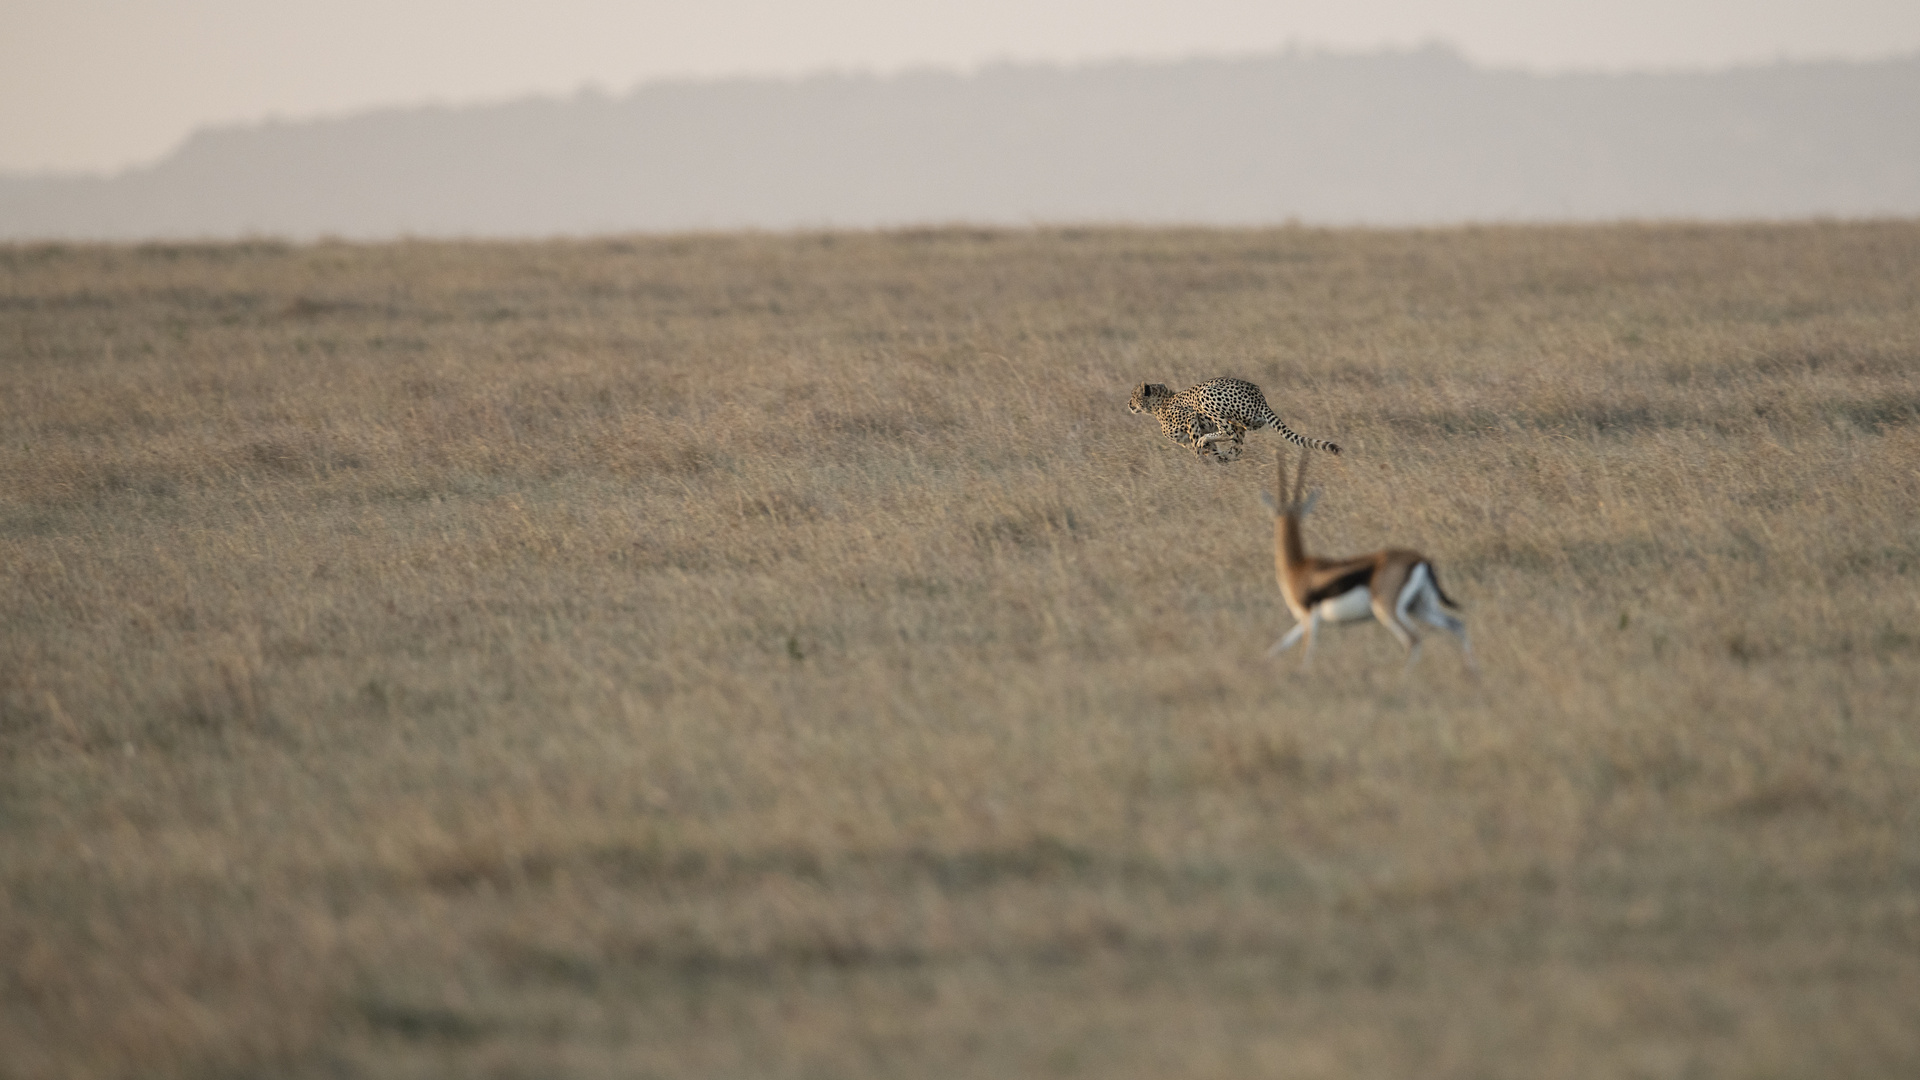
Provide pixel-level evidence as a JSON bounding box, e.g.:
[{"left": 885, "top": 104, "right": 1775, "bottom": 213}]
[{"left": 3, "top": 223, "right": 1919, "bottom": 1079}]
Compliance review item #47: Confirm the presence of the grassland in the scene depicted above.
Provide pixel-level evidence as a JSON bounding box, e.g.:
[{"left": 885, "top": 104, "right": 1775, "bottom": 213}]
[{"left": 2, "top": 222, "right": 1919, "bottom": 1079}]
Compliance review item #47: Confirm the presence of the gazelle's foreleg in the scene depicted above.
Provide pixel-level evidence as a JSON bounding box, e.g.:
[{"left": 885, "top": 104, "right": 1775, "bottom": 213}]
[
  {"left": 1268, "top": 622, "right": 1307, "bottom": 658},
  {"left": 1300, "top": 609, "right": 1324, "bottom": 667}
]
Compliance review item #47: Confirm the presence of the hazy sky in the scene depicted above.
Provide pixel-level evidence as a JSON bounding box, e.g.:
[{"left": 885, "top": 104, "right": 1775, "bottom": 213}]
[{"left": 6, "top": 0, "right": 1919, "bottom": 174}]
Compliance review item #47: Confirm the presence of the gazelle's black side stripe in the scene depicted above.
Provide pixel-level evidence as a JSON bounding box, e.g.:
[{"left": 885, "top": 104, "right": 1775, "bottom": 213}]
[{"left": 1303, "top": 565, "right": 1373, "bottom": 609}]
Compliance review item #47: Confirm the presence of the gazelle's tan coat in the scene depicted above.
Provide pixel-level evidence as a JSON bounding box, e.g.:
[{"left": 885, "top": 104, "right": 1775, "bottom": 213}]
[{"left": 1263, "top": 449, "right": 1472, "bottom": 669}]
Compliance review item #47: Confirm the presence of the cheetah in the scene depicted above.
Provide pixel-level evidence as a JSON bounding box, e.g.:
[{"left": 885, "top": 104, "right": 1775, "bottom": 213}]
[{"left": 1129, "top": 377, "right": 1342, "bottom": 463}]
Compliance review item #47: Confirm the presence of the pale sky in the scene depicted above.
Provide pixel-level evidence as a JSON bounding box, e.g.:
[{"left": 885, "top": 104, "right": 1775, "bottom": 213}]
[{"left": 5, "top": 0, "right": 1919, "bottom": 174}]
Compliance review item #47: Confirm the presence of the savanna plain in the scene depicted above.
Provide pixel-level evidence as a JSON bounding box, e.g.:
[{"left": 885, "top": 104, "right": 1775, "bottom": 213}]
[{"left": 3, "top": 223, "right": 1919, "bottom": 1079}]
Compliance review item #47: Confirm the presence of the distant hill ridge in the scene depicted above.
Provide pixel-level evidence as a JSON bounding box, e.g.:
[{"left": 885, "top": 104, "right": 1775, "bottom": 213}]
[{"left": 5, "top": 45, "right": 1920, "bottom": 239}]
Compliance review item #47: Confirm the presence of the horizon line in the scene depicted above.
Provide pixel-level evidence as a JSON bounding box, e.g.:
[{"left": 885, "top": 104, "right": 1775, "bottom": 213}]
[{"left": 10, "top": 41, "right": 1920, "bottom": 182}]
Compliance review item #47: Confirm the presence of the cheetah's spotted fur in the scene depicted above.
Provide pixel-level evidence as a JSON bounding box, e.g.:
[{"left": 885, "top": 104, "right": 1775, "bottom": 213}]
[{"left": 1129, "top": 378, "right": 1342, "bottom": 463}]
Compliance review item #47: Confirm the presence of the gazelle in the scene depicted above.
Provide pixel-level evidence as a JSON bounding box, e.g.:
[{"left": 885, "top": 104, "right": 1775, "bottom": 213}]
[{"left": 1262, "top": 449, "right": 1472, "bottom": 671}]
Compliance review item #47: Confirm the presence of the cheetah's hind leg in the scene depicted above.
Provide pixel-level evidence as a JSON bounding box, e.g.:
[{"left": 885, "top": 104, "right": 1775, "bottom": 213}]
[
  {"left": 1194, "top": 425, "right": 1246, "bottom": 463},
  {"left": 1184, "top": 415, "right": 1224, "bottom": 458}
]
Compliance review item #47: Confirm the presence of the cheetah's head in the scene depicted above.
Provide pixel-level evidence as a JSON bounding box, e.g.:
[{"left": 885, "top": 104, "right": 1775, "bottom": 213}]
[{"left": 1128, "top": 383, "right": 1174, "bottom": 414}]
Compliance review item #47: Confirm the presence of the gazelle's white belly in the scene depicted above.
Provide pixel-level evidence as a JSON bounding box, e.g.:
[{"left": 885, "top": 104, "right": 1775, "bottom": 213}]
[{"left": 1313, "top": 586, "right": 1373, "bottom": 623}]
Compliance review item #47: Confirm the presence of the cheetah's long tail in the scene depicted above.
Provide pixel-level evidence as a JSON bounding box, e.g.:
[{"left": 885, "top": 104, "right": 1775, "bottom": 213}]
[{"left": 1260, "top": 416, "right": 1342, "bottom": 456}]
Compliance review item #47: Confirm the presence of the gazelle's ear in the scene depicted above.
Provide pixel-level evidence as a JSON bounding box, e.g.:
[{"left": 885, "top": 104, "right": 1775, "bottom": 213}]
[
  {"left": 1260, "top": 491, "right": 1278, "bottom": 514},
  {"left": 1300, "top": 490, "right": 1320, "bottom": 517}
]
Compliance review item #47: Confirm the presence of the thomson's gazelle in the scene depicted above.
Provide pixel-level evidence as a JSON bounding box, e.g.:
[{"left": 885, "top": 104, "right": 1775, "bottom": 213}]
[{"left": 1262, "top": 449, "right": 1472, "bottom": 670}]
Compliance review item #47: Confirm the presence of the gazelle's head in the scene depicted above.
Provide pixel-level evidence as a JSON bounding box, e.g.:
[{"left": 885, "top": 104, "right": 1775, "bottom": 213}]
[
  {"left": 1128, "top": 383, "right": 1174, "bottom": 414},
  {"left": 1260, "top": 448, "right": 1320, "bottom": 519}
]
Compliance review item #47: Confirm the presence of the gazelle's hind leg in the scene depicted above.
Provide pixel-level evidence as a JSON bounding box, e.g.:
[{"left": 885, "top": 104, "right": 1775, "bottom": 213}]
[
  {"left": 1418, "top": 605, "right": 1474, "bottom": 671},
  {"left": 1379, "top": 598, "right": 1421, "bottom": 671},
  {"left": 1406, "top": 563, "right": 1475, "bottom": 673},
  {"left": 1369, "top": 566, "right": 1419, "bottom": 671}
]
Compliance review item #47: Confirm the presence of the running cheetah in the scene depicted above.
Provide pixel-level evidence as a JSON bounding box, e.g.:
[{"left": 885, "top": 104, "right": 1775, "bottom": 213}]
[{"left": 1129, "top": 378, "right": 1342, "bottom": 463}]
